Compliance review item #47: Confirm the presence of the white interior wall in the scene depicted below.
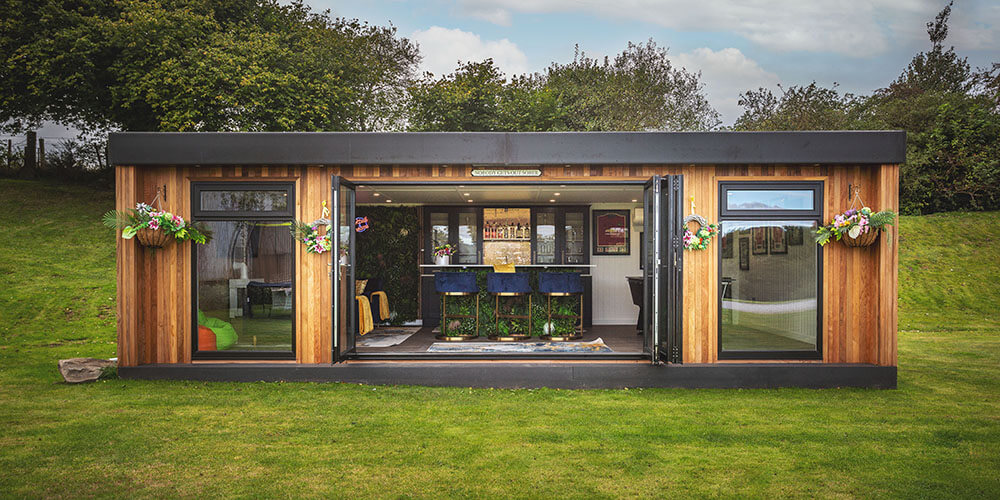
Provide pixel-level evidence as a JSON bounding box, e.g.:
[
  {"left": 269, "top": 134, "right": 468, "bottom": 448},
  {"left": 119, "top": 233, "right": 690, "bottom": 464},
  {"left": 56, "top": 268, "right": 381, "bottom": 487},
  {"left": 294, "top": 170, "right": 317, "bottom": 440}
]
[{"left": 590, "top": 203, "right": 642, "bottom": 326}]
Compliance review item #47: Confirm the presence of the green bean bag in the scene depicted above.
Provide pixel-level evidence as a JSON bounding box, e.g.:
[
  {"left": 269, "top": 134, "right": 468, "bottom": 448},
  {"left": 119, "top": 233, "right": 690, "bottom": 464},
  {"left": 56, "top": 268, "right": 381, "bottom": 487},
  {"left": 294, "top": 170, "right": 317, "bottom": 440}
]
[{"left": 197, "top": 310, "right": 238, "bottom": 350}]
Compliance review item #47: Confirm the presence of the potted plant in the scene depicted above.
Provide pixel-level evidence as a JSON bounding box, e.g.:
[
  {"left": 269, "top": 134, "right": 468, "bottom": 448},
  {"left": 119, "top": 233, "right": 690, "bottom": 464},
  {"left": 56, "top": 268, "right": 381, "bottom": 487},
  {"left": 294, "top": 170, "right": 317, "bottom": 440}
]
[
  {"left": 103, "top": 203, "right": 212, "bottom": 249},
  {"left": 816, "top": 207, "right": 896, "bottom": 247},
  {"left": 433, "top": 244, "right": 454, "bottom": 265}
]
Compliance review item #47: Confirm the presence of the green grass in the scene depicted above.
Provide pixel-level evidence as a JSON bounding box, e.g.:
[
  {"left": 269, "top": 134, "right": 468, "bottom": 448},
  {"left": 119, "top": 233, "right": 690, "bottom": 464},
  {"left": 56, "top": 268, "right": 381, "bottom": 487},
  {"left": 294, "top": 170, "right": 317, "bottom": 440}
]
[{"left": 1, "top": 178, "right": 999, "bottom": 498}]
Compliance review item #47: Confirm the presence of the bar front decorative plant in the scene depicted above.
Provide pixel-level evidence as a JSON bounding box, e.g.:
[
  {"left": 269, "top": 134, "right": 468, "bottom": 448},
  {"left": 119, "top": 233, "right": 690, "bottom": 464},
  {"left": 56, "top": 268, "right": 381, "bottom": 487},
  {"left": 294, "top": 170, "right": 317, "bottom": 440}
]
[
  {"left": 433, "top": 244, "right": 454, "bottom": 265},
  {"left": 103, "top": 203, "right": 212, "bottom": 249}
]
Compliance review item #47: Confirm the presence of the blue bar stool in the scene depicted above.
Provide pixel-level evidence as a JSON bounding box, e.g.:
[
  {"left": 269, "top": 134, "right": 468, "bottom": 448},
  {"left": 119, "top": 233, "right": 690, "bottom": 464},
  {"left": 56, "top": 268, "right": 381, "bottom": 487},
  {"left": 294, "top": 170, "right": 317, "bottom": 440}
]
[
  {"left": 487, "top": 272, "right": 532, "bottom": 341},
  {"left": 539, "top": 272, "right": 584, "bottom": 341},
  {"left": 435, "top": 272, "right": 480, "bottom": 341}
]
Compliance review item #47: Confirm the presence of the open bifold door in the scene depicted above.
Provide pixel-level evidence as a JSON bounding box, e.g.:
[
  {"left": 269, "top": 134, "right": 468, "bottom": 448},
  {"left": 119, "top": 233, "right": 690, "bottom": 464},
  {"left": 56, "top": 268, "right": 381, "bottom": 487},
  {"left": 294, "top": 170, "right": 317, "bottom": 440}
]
[
  {"left": 332, "top": 176, "right": 357, "bottom": 363},
  {"left": 643, "top": 175, "right": 684, "bottom": 364}
]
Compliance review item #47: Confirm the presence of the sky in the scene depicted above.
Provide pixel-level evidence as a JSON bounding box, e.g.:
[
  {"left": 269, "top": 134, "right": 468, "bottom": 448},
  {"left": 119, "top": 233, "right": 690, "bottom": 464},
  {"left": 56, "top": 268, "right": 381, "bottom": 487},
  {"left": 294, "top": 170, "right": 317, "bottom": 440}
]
[{"left": 309, "top": 0, "right": 1000, "bottom": 126}]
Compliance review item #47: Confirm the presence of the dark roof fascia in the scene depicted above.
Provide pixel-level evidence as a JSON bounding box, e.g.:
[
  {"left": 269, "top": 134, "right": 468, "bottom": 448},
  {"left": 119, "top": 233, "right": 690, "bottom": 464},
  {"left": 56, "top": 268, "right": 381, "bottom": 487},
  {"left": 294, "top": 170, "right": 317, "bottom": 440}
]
[{"left": 108, "top": 131, "right": 906, "bottom": 167}]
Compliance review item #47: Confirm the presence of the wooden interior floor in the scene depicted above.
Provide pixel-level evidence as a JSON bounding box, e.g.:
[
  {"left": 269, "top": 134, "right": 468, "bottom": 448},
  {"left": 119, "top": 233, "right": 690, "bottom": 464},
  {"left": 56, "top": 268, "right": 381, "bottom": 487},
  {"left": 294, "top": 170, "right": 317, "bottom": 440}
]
[{"left": 357, "top": 324, "right": 645, "bottom": 353}]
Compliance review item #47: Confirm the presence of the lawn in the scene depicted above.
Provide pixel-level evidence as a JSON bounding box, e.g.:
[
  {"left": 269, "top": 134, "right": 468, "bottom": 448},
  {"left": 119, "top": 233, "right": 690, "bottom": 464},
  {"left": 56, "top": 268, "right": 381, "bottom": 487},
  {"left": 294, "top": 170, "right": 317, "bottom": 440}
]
[{"left": 1, "top": 179, "right": 999, "bottom": 498}]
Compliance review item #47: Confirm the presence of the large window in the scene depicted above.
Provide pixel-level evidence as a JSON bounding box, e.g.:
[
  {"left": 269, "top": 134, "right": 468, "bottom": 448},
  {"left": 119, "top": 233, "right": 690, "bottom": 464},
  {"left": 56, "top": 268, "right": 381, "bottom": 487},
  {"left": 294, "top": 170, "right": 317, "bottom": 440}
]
[
  {"left": 192, "top": 183, "right": 295, "bottom": 359},
  {"left": 718, "top": 182, "right": 823, "bottom": 359}
]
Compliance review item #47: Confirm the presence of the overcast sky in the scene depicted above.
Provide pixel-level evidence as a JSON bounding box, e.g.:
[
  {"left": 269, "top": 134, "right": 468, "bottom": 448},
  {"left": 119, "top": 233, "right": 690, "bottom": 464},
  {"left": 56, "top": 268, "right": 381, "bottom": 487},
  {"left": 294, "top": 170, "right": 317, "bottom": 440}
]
[{"left": 312, "top": 0, "right": 1000, "bottom": 125}]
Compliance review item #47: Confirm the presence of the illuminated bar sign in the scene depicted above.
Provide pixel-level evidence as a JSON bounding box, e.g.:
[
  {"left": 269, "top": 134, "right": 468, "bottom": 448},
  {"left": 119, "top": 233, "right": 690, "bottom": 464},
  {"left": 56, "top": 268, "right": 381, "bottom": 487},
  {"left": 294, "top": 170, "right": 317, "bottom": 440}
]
[{"left": 471, "top": 168, "right": 541, "bottom": 177}]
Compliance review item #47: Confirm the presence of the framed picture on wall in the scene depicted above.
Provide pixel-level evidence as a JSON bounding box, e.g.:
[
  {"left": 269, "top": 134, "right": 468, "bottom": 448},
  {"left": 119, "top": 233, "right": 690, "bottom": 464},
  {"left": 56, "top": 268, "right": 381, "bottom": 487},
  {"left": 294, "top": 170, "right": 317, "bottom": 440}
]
[
  {"left": 721, "top": 232, "right": 734, "bottom": 259},
  {"left": 739, "top": 237, "right": 750, "bottom": 270},
  {"left": 769, "top": 226, "right": 788, "bottom": 254},
  {"left": 751, "top": 226, "right": 768, "bottom": 255},
  {"left": 787, "top": 226, "right": 804, "bottom": 246},
  {"left": 592, "top": 209, "right": 630, "bottom": 255}
]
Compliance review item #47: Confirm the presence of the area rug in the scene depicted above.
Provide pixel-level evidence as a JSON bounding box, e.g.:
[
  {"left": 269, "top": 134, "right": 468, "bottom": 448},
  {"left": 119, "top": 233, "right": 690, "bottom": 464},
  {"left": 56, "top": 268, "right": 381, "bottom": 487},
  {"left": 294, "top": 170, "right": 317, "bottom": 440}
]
[
  {"left": 426, "top": 338, "right": 612, "bottom": 353},
  {"left": 357, "top": 327, "right": 419, "bottom": 347}
]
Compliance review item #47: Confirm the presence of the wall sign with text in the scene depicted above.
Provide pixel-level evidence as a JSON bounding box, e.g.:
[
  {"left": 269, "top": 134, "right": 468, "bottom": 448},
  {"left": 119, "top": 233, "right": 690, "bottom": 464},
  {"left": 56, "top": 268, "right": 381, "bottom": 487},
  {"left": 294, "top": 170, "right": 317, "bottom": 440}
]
[{"left": 470, "top": 169, "right": 542, "bottom": 177}]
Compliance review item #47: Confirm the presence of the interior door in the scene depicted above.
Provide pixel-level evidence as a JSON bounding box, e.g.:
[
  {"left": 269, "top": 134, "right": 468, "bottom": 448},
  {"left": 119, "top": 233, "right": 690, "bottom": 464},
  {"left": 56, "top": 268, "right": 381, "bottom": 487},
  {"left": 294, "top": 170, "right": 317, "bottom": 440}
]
[
  {"left": 332, "top": 176, "right": 357, "bottom": 362},
  {"left": 643, "top": 175, "right": 684, "bottom": 364}
]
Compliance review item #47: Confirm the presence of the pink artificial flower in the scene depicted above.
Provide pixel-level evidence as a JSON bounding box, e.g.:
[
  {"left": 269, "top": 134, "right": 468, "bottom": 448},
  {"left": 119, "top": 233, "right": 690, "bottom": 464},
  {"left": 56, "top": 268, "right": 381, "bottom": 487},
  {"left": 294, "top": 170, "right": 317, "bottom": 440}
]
[
  {"left": 148, "top": 219, "right": 160, "bottom": 230},
  {"left": 172, "top": 215, "right": 184, "bottom": 227}
]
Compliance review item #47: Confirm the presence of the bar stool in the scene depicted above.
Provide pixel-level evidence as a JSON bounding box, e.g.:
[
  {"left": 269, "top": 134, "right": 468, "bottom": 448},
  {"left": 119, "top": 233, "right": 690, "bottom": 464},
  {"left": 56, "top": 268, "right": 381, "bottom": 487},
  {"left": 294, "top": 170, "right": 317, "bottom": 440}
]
[
  {"left": 487, "top": 272, "right": 532, "bottom": 341},
  {"left": 539, "top": 272, "right": 584, "bottom": 341},
  {"left": 435, "top": 272, "right": 480, "bottom": 341}
]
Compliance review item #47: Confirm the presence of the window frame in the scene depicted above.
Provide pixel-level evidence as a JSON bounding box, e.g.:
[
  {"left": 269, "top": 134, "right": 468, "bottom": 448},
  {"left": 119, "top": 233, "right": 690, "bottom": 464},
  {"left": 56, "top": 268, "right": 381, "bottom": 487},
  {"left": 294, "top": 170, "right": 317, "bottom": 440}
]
[
  {"left": 717, "top": 181, "right": 824, "bottom": 360},
  {"left": 191, "top": 181, "right": 297, "bottom": 360}
]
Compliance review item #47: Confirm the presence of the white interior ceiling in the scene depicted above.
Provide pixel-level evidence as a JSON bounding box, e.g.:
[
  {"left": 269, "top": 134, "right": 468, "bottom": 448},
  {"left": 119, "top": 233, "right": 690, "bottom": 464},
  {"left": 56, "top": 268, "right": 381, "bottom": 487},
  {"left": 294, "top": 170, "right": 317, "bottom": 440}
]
[{"left": 356, "top": 184, "right": 643, "bottom": 205}]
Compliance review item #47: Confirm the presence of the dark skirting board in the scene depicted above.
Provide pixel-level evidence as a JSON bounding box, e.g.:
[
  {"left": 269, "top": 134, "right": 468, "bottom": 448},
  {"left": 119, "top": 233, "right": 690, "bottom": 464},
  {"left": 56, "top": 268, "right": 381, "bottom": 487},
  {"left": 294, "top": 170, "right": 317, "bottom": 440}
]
[{"left": 121, "top": 363, "right": 896, "bottom": 389}]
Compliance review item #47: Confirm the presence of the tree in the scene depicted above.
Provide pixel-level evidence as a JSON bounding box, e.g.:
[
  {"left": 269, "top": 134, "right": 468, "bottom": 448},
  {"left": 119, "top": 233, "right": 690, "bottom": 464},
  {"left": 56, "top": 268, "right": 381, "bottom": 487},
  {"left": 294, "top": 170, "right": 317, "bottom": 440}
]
[
  {"left": 0, "top": 0, "right": 419, "bottom": 132},
  {"left": 407, "top": 59, "right": 507, "bottom": 132},
  {"left": 867, "top": 1, "right": 1000, "bottom": 214},
  {"left": 732, "top": 83, "right": 865, "bottom": 131},
  {"left": 407, "top": 40, "right": 719, "bottom": 132},
  {"left": 545, "top": 41, "right": 719, "bottom": 131}
]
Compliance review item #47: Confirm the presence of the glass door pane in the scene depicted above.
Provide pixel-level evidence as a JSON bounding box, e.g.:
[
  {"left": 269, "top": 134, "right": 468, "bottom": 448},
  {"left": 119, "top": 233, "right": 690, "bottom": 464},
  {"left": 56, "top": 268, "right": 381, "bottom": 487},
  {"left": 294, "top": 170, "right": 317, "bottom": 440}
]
[
  {"left": 563, "top": 210, "right": 585, "bottom": 264},
  {"left": 642, "top": 178, "right": 659, "bottom": 358},
  {"left": 535, "top": 210, "right": 556, "bottom": 264},
  {"left": 332, "top": 177, "right": 356, "bottom": 361},
  {"left": 429, "top": 212, "right": 449, "bottom": 261},
  {"left": 457, "top": 211, "right": 479, "bottom": 264},
  {"left": 196, "top": 220, "right": 294, "bottom": 353}
]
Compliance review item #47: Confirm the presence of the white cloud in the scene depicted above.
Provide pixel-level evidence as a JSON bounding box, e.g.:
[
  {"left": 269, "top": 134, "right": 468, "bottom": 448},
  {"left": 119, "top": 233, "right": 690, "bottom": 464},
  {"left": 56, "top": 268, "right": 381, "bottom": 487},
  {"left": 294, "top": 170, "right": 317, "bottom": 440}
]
[
  {"left": 672, "top": 47, "right": 780, "bottom": 126},
  {"left": 455, "top": 0, "right": 999, "bottom": 56},
  {"left": 411, "top": 26, "right": 529, "bottom": 77}
]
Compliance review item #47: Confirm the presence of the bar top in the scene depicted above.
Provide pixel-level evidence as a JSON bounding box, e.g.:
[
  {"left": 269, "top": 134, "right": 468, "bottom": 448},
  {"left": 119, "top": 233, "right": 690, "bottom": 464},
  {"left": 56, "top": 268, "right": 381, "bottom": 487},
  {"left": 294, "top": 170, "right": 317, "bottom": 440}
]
[{"left": 419, "top": 264, "right": 596, "bottom": 268}]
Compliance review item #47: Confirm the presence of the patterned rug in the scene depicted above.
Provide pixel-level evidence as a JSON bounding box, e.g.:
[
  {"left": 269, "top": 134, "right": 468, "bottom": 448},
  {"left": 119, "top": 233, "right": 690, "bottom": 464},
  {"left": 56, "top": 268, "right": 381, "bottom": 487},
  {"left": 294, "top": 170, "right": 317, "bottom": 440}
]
[
  {"left": 427, "top": 338, "right": 612, "bottom": 353},
  {"left": 357, "top": 327, "right": 420, "bottom": 347}
]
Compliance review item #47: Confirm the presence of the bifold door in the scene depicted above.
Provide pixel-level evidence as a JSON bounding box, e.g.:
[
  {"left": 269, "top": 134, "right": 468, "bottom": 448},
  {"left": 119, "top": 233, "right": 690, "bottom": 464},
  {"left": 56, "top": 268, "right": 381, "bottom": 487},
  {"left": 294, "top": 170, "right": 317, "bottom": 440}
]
[
  {"left": 332, "top": 176, "right": 357, "bottom": 362},
  {"left": 643, "top": 175, "right": 684, "bottom": 364}
]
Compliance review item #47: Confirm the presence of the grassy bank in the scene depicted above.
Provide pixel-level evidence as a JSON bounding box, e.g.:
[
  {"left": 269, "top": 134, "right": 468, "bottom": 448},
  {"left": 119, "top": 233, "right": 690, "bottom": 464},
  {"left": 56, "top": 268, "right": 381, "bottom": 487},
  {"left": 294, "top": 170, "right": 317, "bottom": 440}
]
[{"left": 1, "top": 179, "right": 998, "bottom": 498}]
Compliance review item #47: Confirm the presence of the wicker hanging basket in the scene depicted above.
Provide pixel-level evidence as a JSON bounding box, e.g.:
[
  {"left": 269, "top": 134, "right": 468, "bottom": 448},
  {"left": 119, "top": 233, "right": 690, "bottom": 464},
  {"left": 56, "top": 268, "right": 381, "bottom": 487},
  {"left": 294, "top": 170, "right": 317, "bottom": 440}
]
[
  {"left": 136, "top": 228, "right": 173, "bottom": 248},
  {"left": 842, "top": 229, "right": 879, "bottom": 247}
]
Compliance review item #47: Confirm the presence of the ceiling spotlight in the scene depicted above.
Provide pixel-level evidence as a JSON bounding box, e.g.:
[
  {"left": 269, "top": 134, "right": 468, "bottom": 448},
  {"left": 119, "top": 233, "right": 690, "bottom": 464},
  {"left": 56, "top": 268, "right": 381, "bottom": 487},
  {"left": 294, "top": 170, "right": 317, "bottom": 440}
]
[
  {"left": 373, "top": 193, "right": 380, "bottom": 197},
  {"left": 385, "top": 199, "right": 392, "bottom": 203},
  {"left": 549, "top": 199, "right": 556, "bottom": 203},
  {"left": 467, "top": 199, "right": 474, "bottom": 202},
  {"left": 463, "top": 193, "right": 470, "bottom": 196},
  {"left": 632, "top": 199, "right": 638, "bottom": 203},
  {"left": 560, "top": 184, "right": 566, "bottom": 187},
  {"left": 554, "top": 192, "right": 561, "bottom": 196}
]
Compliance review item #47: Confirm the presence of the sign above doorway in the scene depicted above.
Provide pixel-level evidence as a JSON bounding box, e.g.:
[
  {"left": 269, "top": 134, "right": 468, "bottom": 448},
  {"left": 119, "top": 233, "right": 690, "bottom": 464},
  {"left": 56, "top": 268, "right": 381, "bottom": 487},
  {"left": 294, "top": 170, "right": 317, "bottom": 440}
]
[{"left": 471, "top": 168, "right": 542, "bottom": 177}]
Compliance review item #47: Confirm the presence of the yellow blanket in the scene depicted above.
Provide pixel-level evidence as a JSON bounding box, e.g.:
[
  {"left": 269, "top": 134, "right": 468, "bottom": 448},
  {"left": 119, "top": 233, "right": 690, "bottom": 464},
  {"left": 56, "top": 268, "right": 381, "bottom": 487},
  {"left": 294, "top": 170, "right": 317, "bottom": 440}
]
[
  {"left": 370, "top": 291, "right": 390, "bottom": 321},
  {"left": 356, "top": 295, "right": 374, "bottom": 336}
]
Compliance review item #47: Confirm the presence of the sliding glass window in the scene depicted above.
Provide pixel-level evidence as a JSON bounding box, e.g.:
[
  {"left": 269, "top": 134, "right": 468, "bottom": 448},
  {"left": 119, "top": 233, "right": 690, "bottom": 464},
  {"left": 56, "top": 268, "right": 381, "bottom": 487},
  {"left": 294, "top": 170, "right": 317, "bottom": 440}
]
[
  {"left": 718, "top": 182, "right": 823, "bottom": 360},
  {"left": 192, "top": 183, "right": 295, "bottom": 359}
]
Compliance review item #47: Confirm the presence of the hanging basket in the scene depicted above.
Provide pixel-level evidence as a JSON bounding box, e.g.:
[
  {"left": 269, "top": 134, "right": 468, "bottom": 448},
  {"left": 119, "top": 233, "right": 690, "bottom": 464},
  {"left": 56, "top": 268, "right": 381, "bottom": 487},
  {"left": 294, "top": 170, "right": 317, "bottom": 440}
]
[
  {"left": 136, "top": 228, "right": 173, "bottom": 248},
  {"left": 842, "top": 229, "right": 879, "bottom": 248}
]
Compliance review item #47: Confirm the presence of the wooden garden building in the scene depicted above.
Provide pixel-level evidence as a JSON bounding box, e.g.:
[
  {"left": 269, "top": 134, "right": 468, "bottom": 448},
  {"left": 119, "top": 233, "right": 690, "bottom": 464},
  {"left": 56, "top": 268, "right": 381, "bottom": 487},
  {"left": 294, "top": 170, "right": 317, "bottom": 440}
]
[{"left": 109, "top": 131, "right": 903, "bottom": 388}]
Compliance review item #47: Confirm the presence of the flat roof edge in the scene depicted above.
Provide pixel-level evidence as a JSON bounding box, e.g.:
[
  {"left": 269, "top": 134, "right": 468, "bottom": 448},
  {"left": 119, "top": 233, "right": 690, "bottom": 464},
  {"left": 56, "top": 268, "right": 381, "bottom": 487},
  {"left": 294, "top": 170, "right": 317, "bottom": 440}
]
[{"left": 109, "top": 131, "right": 906, "bottom": 166}]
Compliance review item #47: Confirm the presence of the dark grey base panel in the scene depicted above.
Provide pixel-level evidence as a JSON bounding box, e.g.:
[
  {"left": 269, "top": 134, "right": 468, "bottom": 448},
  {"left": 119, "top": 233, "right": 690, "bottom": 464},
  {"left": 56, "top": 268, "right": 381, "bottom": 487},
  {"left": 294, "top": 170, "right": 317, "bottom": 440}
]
[{"left": 120, "top": 363, "right": 896, "bottom": 389}]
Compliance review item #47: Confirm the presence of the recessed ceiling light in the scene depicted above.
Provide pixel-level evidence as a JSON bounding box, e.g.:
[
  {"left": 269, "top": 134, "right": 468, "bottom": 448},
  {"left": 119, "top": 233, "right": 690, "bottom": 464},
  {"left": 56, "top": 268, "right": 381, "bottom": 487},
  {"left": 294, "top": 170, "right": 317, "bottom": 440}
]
[
  {"left": 560, "top": 184, "right": 566, "bottom": 187},
  {"left": 632, "top": 199, "right": 638, "bottom": 203},
  {"left": 458, "top": 185, "right": 465, "bottom": 188},
  {"left": 373, "top": 193, "right": 380, "bottom": 197},
  {"left": 463, "top": 193, "right": 470, "bottom": 196},
  {"left": 549, "top": 199, "right": 556, "bottom": 203},
  {"left": 554, "top": 192, "right": 561, "bottom": 196},
  {"left": 385, "top": 199, "right": 392, "bottom": 203},
  {"left": 467, "top": 199, "right": 474, "bottom": 202}
]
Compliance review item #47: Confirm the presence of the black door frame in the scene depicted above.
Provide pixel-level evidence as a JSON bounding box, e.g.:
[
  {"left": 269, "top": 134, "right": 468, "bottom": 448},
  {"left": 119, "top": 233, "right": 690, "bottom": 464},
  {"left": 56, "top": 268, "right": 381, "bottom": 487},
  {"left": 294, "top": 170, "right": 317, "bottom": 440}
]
[{"left": 332, "top": 176, "right": 357, "bottom": 362}]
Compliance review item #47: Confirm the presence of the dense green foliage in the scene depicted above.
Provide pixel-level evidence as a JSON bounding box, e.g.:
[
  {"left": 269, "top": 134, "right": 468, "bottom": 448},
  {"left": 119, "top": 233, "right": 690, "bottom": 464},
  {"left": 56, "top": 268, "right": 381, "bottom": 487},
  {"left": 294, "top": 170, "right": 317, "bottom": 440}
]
[
  {"left": 355, "top": 206, "right": 419, "bottom": 324},
  {"left": 732, "top": 3, "right": 1000, "bottom": 215},
  {"left": 1, "top": 179, "right": 1000, "bottom": 497},
  {"left": 407, "top": 41, "right": 720, "bottom": 132},
  {"left": 0, "top": 0, "right": 419, "bottom": 132}
]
